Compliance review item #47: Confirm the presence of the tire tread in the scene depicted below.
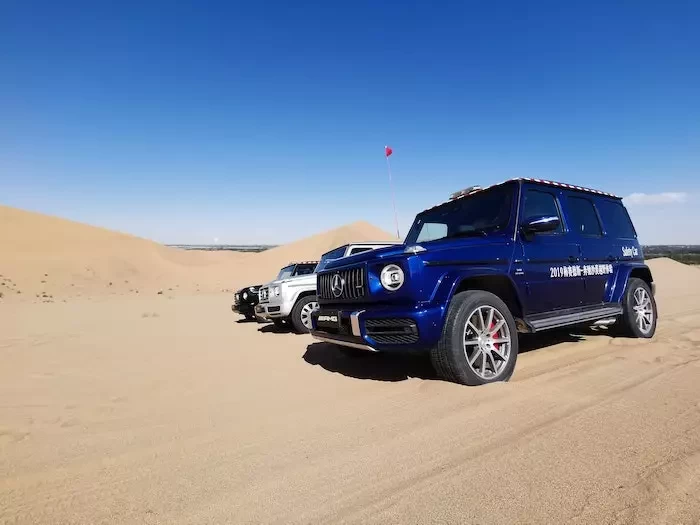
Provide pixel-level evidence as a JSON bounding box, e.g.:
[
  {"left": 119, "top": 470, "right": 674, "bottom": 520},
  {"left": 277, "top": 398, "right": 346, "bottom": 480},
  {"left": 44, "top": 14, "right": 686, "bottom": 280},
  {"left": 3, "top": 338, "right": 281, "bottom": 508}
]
[{"left": 430, "top": 290, "right": 518, "bottom": 386}]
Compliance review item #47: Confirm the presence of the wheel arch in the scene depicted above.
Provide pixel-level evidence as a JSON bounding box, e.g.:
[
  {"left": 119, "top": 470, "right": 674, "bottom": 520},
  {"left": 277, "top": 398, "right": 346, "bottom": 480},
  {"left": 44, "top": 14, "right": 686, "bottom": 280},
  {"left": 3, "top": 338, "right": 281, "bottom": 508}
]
[
  {"left": 449, "top": 274, "right": 524, "bottom": 319},
  {"left": 291, "top": 289, "right": 318, "bottom": 309},
  {"left": 609, "top": 264, "right": 654, "bottom": 303}
]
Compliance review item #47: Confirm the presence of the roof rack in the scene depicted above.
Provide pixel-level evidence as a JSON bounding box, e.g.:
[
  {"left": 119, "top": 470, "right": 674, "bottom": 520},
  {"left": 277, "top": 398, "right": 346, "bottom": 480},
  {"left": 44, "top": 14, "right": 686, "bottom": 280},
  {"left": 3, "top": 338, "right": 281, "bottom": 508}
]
[
  {"left": 287, "top": 260, "right": 319, "bottom": 266},
  {"left": 518, "top": 178, "right": 619, "bottom": 198},
  {"left": 449, "top": 185, "right": 483, "bottom": 200},
  {"left": 425, "top": 178, "right": 620, "bottom": 213}
]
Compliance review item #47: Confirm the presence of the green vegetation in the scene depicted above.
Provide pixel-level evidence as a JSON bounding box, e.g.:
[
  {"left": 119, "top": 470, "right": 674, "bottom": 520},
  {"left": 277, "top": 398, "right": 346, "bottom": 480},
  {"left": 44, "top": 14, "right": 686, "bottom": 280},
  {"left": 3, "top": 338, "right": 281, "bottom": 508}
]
[
  {"left": 643, "top": 245, "right": 700, "bottom": 265},
  {"left": 167, "top": 244, "right": 277, "bottom": 253}
]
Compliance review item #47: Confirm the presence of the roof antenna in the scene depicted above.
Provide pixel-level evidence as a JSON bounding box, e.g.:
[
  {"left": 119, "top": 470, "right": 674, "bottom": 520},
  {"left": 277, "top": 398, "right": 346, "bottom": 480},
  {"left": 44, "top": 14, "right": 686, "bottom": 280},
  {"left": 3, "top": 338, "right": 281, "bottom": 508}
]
[{"left": 384, "top": 145, "right": 400, "bottom": 240}]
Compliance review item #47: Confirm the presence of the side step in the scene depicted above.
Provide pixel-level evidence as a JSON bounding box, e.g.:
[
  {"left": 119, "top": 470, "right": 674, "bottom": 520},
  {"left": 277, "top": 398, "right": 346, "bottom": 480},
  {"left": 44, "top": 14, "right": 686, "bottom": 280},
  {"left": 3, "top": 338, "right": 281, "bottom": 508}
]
[{"left": 526, "top": 305, "right": 623, "bottom": 332}]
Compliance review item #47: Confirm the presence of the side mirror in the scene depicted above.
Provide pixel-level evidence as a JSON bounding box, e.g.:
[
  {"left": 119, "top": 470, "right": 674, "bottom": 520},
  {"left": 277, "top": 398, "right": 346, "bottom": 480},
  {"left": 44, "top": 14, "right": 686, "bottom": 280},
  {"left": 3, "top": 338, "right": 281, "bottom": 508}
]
[{"left": 522, "top": 215, "right": 560, "bottom": 235}]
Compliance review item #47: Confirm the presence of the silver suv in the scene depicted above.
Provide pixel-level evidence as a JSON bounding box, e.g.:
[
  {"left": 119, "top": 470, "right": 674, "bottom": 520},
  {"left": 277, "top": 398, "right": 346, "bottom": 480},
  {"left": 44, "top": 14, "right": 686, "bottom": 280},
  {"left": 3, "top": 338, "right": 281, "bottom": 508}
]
[{"left": 256, "top": 242, "right": 401, "bottom": 333}]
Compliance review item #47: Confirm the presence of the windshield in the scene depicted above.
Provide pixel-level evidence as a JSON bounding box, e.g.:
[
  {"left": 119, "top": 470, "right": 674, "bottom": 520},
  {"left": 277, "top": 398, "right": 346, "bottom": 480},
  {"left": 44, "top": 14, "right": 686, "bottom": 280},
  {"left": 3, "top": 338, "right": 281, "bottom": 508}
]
[
  {"left": 405, "top": 183, "right": 516, "bottom": 245},
  {"left": 276, "top": 265, "right": 296, "bottom": 280},
  {"left": 315, "top": 245, "right": 348, "bottom": 272},
  {"left": 293, "top": 263, "right": 317, "bottom": 276}
]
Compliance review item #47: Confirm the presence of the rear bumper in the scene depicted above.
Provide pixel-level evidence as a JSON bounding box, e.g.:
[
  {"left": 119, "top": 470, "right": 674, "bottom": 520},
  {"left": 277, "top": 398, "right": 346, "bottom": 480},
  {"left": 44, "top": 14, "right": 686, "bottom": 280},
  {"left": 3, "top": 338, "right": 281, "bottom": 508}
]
[{"left": 310, "top": 304, "right": 443, "bottom": 354}]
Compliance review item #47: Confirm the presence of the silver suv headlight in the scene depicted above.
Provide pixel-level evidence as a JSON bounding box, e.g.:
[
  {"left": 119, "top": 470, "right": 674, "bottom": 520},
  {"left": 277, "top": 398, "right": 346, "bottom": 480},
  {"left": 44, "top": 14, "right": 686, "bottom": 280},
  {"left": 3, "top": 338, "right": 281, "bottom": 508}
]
[
  {"left": 272, "top": 286, "right": 280, "bottom": 296},
  {"left": 380, "top": 264, "right": 404, "bottom": 291}
]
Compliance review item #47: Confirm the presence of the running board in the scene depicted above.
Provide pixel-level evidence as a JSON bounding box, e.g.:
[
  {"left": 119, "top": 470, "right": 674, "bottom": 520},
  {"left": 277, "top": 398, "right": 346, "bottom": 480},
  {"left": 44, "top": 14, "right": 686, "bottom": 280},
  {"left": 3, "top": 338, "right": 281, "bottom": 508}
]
[{"left": 526, "top": 305, "right": 623, "bottom": 332}]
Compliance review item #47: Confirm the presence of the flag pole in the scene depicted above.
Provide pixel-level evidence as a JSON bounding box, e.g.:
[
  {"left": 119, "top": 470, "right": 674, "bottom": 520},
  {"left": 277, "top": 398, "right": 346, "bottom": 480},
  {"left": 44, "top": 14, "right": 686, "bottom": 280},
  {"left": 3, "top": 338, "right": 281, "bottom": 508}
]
[{"left": 384, "top": 146, "right": 400, "bottom": 240}]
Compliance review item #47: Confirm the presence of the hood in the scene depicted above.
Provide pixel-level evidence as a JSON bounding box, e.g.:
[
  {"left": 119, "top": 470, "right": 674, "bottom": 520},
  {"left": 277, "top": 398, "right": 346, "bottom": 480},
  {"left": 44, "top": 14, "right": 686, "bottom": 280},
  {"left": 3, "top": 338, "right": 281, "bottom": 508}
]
[
  {"left": 413, "top": 234, "right": 514, "bottom": 265},
  {"left": 322, "top": 244, "right": 406, "bottom": 271},
  {"left": 236, "top": 284, "right": 262, "bottom": 294},
  {"left": 266, "top": 273, "right": 316, "bottom": 287},
  {"left": 321, "top": 235, "right": 514, "bottom": 271}
]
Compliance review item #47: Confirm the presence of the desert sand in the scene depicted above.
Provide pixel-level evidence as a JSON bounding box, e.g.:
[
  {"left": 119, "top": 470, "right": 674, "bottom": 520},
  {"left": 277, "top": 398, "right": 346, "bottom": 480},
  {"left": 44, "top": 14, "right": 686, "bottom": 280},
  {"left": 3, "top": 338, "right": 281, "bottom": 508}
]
[{"left": 1, "top": 206, "right": 700, "bottom": 524}]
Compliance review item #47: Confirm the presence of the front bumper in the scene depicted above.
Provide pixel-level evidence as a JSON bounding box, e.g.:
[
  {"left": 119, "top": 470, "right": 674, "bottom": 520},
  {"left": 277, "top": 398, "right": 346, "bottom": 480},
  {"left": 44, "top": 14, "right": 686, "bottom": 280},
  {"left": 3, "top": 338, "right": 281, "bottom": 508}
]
[
  {"left": 232, "top": 302, "right": 256, "bottom": 315},
  {"left": 310, "top": 304, "right": 444, "bottom": 354},
  {"left": 255, "top": 301, "right": 288, "bottom": 319}
]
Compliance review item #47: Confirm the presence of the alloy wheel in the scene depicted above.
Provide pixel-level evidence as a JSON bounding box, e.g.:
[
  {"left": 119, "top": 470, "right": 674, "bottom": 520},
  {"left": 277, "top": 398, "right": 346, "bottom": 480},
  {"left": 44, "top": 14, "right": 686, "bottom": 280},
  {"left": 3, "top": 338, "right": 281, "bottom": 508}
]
[
  {"left": 300, "top": 301, "right": 318, "bottom": 330},
  {"left": 633, "top": 287, "right": 654, "bottom": 335},
  {"left": 462, "top": 305, "right": 512, "bottom": 380}
]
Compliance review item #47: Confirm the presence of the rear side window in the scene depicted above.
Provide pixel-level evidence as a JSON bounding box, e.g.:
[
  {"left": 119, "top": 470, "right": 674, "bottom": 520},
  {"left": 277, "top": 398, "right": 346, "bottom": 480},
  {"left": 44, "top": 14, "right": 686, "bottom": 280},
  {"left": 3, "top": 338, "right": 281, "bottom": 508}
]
[
  {"left": 521, "top": 190, "right": 563, "bottom": 233},
  {"left": 596, "top": 200, "right": 637, "bottom": 239},
  {"left": 567, "top": 196, "right": 602, "bottom": 236}
]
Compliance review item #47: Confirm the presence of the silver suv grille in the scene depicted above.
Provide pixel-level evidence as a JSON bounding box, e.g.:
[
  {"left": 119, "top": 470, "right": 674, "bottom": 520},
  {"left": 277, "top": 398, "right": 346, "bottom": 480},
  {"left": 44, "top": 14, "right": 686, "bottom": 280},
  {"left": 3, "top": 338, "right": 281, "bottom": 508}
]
[
  {"left": 259, "top": 287, "right": 269, "bottom": 302},
  {"left": 318, "top": 267, "right": 366, "bottom": 301}
]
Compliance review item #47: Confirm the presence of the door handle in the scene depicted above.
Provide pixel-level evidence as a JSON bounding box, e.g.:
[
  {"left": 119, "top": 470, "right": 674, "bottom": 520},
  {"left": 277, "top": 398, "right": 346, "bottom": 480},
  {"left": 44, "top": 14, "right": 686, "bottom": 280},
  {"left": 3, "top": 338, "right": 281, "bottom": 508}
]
[{"left": 568, "top": 255, "right": 579, "bottom": 263}]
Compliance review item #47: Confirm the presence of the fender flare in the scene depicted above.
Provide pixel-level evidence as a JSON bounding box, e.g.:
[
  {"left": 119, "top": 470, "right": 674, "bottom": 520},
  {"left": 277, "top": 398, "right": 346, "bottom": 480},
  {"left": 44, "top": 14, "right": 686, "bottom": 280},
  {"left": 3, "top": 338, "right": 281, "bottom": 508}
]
[
  {"left": 429, "top": 268, "right": 525, "bottom": 326},
  {"left": 608, "top": 263, "right": 654, "bottom": 303}
]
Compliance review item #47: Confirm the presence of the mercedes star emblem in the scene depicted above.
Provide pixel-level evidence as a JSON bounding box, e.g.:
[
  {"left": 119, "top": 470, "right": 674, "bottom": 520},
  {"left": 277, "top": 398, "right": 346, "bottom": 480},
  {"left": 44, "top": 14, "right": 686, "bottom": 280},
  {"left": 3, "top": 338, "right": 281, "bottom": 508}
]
[{"left": 331, "top": 273, "right": 345, "bottom": 298}]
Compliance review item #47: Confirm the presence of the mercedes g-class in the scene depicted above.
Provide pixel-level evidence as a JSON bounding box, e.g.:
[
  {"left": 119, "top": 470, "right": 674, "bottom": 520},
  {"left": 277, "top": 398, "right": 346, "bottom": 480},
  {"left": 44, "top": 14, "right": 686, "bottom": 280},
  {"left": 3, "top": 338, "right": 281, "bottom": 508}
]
[
  {"left": 232, "top": 285, "right": 261, "bottom": 320},
  {"left": 311, "top": 178, "right": 657, "bottom": 386},
  {"left": 256, "top": 242, "right": 401, "bottom": 333},
  {"left": 233, "top": 262, "right": 316, "bottom": 321}
]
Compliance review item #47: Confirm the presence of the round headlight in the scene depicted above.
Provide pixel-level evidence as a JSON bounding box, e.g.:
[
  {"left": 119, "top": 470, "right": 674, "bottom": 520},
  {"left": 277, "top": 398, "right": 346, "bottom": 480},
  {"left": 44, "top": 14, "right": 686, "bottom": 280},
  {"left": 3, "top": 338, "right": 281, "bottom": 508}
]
[
  {"left": 380, "top": 264, "right": 404, "bottom": 291},
  {"left": 242, "top": 291, "right": 248, "bottom": 300},
  {"left": 273, "top": 286, "right": 280, "bottom": 296}
]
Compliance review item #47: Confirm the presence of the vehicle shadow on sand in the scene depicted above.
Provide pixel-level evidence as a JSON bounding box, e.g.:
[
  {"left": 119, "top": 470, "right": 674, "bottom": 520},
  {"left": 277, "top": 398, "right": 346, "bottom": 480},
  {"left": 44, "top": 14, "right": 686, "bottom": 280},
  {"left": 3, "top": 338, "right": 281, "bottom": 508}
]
[
  {"left": 258, "top": 323, "right": 288, "bottom": 334},
  {"left": 303, "top": 329, "right": 587, "bottom": 383},
  {"left": 303, "top": 343, "right": 437, "bottom": 382}
]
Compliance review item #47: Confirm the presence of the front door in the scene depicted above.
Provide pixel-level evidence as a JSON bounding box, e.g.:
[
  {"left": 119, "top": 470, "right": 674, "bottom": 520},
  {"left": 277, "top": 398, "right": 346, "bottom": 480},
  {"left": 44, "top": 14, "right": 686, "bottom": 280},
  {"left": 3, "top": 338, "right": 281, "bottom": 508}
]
[{"left": 515, "top": 186, "right": 584, "bottom": 315}]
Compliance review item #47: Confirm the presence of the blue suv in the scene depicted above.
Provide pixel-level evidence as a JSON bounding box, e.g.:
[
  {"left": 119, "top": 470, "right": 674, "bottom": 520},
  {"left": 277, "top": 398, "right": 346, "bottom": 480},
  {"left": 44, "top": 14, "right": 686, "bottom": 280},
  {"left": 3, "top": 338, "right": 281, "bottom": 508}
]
[{"left": 310, "top": 178, "right": 657, "bottom": 386}]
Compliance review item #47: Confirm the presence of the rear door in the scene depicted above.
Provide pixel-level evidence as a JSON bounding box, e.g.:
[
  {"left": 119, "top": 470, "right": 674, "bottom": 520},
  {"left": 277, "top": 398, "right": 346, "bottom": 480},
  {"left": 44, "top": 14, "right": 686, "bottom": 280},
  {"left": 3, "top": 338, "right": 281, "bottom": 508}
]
[
  {"left": 516, "top": 185, "right": 584, "bottom": 314},
  {"left": 563, "top": 194, "right": 612, "bottom": 305}
]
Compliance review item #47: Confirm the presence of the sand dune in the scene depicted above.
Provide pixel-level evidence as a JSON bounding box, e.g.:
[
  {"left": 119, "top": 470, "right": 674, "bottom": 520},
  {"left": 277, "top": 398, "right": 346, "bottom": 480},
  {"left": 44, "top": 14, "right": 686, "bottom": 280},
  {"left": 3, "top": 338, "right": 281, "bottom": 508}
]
[
  {"left": 0, "top": 206, "right": 394, "bottom": 301},
  {"left": 1, "top": 205, "right": 700, "bottom": 524},
  {"left": 251, "top": 220, "right": 398, "bottom": 280}
]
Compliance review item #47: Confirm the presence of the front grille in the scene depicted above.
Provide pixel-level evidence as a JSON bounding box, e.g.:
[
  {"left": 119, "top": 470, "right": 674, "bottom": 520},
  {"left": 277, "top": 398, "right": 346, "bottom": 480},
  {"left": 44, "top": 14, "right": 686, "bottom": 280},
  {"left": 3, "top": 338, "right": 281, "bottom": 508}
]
[
  {"left": 365, "top": 318, "right": 419, "bottom": 345},
  {"left": 259, "top": 287, "right": 269, "bottom": 302},
  {"left": 234, "top": 293, "right": 240, "bottom": 305},
  {"left": 318, "top": 266, "right": 366, "bottom": 301}
]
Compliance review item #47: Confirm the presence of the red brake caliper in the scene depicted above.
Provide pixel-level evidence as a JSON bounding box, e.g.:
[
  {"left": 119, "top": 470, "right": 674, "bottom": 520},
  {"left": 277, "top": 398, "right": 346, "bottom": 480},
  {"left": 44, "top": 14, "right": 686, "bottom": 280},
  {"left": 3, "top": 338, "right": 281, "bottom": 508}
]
[{"left": 489, "top": 320, "right": 499, "bottom": 356}]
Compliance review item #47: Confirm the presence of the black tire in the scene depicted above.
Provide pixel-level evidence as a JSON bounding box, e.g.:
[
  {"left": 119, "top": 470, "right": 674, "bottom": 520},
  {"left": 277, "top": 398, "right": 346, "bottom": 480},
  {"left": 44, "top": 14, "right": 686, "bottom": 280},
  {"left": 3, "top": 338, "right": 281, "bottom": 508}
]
[
  {"left": 618, "top": 278, "right": 657, "bottom": 338},
  {"left": 272, "top": 318, "right": 287, "bottom": 329},
  {"left": 244, "top": 313, "right": 256, "bottom": 321},
  {"left": 430, "top": 290, "right": 519, "bottom": 386},
  {"left": 290, "top": 295, "right": 318, "bottom": 334}
]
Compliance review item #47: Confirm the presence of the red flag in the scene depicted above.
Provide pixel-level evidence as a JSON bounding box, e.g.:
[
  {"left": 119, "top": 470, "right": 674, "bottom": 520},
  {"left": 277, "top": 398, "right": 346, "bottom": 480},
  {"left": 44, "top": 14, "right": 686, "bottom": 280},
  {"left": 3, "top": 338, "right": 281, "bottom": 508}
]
[{"left": 385, "top": 145, "right": 393, "bottom": 157}]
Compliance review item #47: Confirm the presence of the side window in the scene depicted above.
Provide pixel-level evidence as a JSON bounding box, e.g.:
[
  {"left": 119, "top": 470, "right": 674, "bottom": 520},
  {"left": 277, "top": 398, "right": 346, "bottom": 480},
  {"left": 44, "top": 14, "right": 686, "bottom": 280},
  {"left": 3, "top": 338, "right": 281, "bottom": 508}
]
[
  {"left": 596, "top": 200, "right": 637, "bottom": 239},
  {"left": 567, "top": 196, "right": 602, "bottom": 236},
  {"left": 349, "top": 247, "right": 372, "bottom": 255},
  {"left": 521, "top": 190, "right": 563, "bottom": 233},
  {"left": 416, "top": 222, "right": 448, "bottom": 242}
]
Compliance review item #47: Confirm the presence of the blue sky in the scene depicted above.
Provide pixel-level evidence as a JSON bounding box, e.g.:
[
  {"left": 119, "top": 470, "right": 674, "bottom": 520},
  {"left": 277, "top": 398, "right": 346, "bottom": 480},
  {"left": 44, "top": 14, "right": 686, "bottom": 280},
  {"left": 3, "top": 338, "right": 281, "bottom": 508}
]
[{"left": 1, "top": 1, "right": 699, "bottom": 244}]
